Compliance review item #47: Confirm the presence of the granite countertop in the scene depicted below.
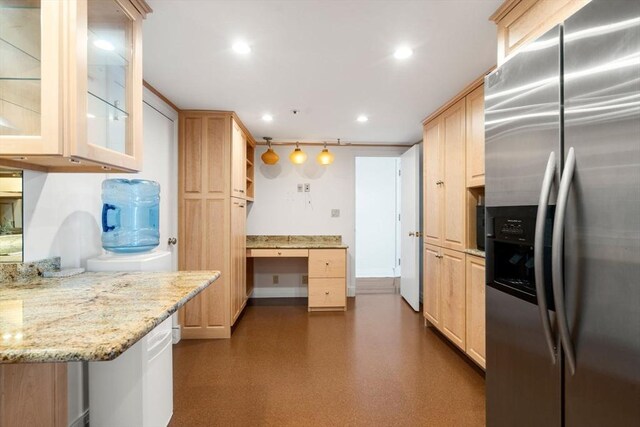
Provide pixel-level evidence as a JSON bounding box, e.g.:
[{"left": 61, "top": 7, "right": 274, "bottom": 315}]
[
  {"left": 465, "top": 248, "right": 486, "bottom": 258},
  {"left": 246, "top": 235, "right": 348, "bottom": 249},
  {"left": 0, "top": 271, "right": 220, "bottom": 364}
]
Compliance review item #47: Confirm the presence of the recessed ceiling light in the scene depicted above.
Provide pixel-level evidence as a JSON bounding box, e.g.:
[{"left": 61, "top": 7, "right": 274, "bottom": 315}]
[
  {"left": 357, "top": 115, "right": 369, "bottom": 123},
  {"left": 393, "top": 46, "right": 413, "bottom": 60},
  {"left": 94, "top": 39, "right": 115, "bottom": 51},
  {"left": 262, "top": 114, "right": 273, "bottom": 122},
  {"left": 232, "top": 41, "right": 251, "bottom": 54}
]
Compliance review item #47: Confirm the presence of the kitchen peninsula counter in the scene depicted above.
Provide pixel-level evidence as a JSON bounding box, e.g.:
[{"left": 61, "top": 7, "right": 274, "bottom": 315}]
[{"left": 0, "top": 271, "right": 220, "bottom": 363}]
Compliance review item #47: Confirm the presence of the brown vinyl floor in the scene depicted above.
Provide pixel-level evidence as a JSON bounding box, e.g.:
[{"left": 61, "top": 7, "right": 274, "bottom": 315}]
[{"left": 170, "top": 294, "right": 485, "bottom": 426}]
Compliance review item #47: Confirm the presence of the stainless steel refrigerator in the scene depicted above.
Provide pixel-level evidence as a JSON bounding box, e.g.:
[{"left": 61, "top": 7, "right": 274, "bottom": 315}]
[{"left": 484, "top": 0, "right": 640, "bottom": 426}]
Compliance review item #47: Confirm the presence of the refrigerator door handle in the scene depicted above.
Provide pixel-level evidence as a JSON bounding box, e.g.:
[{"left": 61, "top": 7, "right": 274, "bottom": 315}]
[
  {"left": 535, "top": 151, "right": 557, "bottom": 364},
  {"left": 552, "top": 147, "right": 577, "bottom": 375}
]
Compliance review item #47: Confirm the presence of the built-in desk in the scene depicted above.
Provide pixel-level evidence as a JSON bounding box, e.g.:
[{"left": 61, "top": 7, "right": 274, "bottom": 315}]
[{"left": 246, "top": 236, "right": 348, "bottom": 312}]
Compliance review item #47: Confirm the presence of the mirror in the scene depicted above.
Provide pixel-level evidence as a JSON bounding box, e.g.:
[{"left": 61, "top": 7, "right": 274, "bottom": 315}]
[{"left": 0, "top": 169, "right": 23, "bottom": 262}]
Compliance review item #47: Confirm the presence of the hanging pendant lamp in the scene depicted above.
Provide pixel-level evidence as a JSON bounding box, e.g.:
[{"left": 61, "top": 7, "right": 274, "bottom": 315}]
[
  {"left": 317, "top": 140, "right": 336, "bottom": 165},
  {"left": 289, "top": 142, "right": 307, "bottom": 164},
  {"left": 261, "top": 137, "right": 279, "bottom": 165}
]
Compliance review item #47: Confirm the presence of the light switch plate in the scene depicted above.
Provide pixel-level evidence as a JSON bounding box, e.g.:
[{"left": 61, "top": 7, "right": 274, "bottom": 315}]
[
  {"left": 297, "top": 184, "right": 303, "bottom": 192},
  {"left": 272, "top": 275, "right": 279, "bottom": 284},
  {"left": 331, "top": 209, "right": 340, "bottom": 218},
  {"left": 302, "top": 275, "right": 308, "bottom": 285},
  {"left": 304, "top": 183, "right": 311, "bottom": 192}
]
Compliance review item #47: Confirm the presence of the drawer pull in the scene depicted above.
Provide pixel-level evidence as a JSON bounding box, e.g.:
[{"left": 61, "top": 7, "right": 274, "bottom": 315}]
[
  {"left": 277, "top": 251, "right": 282, "bottom": 255},
  {"left": 325, "top": 262, "right": 329, "bottom": 266}
]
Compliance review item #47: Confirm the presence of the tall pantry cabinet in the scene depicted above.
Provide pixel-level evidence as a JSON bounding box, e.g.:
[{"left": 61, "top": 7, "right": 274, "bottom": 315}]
[
  {"left": 422, "top": 75, "right": 487, "bottom": 368},
  {"left": 178, "top": 111, "right": 254, "bottom": 339}
]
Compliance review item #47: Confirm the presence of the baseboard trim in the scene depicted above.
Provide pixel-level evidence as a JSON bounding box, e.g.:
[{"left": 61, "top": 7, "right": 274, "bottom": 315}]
[{"left": 251, "top": 287, "right": 309, "bottom": 298}]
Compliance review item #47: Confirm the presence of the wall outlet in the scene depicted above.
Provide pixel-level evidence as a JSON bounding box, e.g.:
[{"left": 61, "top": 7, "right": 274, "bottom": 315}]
[
  {"left": 302, "top": 275, "right": 308, "bottom": 285},
  {"left": 304, "top": 183, "right": 311, "bottom": 192},
  {"left": 331, "top": 209, "right": 340, "bottom": 218},
  {"left": 297, "top": 184, "right": 303, "bottom": 192},
  {"left": 272, "top": 275, "right": 279, "bottom": 284}
]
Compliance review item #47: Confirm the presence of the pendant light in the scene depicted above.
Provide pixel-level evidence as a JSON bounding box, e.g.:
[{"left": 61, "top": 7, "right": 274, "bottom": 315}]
[
  {"left": 316, "top": 139, "right": 336, "bottom": 165},
  {"left": 289, "top": 142, "right": 307, "bottom": 164},
  {"left": 261, "top": 137, "right": 279, "bottom": 165}
]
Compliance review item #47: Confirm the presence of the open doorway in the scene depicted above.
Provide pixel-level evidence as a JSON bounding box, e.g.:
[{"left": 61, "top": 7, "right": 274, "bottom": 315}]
[{"left": 355, "top": 157, "right": 401, "bottom": 294}]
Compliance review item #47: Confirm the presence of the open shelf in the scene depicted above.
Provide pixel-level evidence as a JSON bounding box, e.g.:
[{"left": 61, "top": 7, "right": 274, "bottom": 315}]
[
  {"left": 246, "top": 137, "right": 255, "bottom": 199},
  {"left": 466, "top": 186, "right": 485, "bottom": 256}
]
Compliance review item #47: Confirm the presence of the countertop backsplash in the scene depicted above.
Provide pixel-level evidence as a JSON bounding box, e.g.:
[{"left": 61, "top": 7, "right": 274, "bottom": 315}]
[{"left": 0, "top": 257, "right": 61, "bottom": 282}]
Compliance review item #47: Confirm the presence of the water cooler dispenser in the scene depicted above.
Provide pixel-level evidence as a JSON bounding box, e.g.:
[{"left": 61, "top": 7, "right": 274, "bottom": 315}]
[{"left": 87, "top": 179, "right": 175, "bottom": 427}]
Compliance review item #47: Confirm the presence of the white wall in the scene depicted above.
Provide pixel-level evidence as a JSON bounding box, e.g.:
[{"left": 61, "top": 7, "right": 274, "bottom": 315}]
[
  {"left": 247, "top": 144, "right": 408, "bottom": 296},
  {"left": 355, "top": 157, "right": 399, "bottom": 278},
  {"left": 21, "top": 89, "right": 177, "bottom": 426}
]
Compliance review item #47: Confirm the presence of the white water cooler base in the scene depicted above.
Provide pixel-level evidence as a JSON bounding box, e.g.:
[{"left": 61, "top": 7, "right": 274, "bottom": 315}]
[{"left": 87, "top": 250, "right": 174, "bottom": 427}]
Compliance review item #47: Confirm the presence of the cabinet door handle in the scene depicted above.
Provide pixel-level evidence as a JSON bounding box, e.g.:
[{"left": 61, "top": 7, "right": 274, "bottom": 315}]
[
  {"left": 325, "top": 262, "right": 330, "bottom": 266},
  {"left": 325, "top": 291, "right": 329, "bottom": 295},
  {"left": 239, "top": 189, "right": 245, "bottom": 193},
  {"left": 409, "top": 232, "right": 415, "bottom": 236},
  {"left": 168, "top": 237, "right": 177, "bottom": 246},
  {"left": 277, "top": 251, "right": 282, "bottom": 255}
]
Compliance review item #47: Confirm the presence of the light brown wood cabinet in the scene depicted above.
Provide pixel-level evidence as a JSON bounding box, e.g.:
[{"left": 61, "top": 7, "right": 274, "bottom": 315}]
[
  {"left": 423, "top": 99, "right": 466, "bottom": 252},
  {"left": 231, "top": 121, "right": 247, "bottom": 198},
  {"left": 465, "top": 255, "right": 486, "bottom": 368},
  {"left": 308, "top": 249, "right": 347, "bottom": 311},
  {"left": 0, "top": 363, "right": 67, "bottom": 427},
  {"left": 465, "top": 85, "right": 485, "bottom": 188},
  {"left": 422, "top": 74, "right": 488, "bottom": 368},
  {"left": 491, "top": 0, "right": 590, "bottom": 65},
  {"left": 423, "top": 244, "right": 442, "bottom": 328},
  {"left": 423, "top": 245, "right": 466, "bottom": 350},
  {"left": 178, "top": 111, "right": 255, "bottom": 338},
  {"left": 231, "top": 199, "right": 247, "bottom": 324},
  {"left": 0, "top": 0, "right": 151, "bottom": 172}
]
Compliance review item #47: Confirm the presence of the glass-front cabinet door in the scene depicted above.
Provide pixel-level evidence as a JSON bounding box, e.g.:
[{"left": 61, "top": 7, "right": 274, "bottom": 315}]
[
  {"left": 71, "top": 0, "right": 143, "bottom": 171},
  {"left": 0, "top": 0, "right": 148, "bottom": 172},
  {"left": 0, "top": 0, "right": 62, "bottom": 157}
]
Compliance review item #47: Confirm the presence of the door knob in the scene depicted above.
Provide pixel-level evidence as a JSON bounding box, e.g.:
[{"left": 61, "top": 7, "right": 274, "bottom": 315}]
[{"left": 168, "top": 237, "right": 177, "bottom": 246}]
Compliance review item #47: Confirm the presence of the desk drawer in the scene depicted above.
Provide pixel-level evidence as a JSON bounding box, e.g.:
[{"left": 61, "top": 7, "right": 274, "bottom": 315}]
[
  {"left": 248, "top": 249, "right": 309, "bottom": 258},
  {"left": 309, "top": 249, "right": 346, "bottom": 278},
  {"left": 308, "top": 278, "right": 346, "bottom": 308}
]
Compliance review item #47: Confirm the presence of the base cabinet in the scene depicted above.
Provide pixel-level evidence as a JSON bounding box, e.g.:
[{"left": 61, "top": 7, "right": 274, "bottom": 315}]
[
  {"left": 423, "top": 247, "right": 486, "bottom": 368},
  {"left": 0, "top": 363, "right": 67, "bottom": 427},
  {"left": 465, "top": 255, "right": 486, "bottom": 368},
  {"left": 308, "top": 249, "right": 347, "bottom": 311}
]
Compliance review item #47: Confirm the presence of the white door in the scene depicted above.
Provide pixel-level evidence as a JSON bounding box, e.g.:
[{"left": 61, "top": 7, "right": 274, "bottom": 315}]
[
  {"left": 400, "top": 144, "right": 421, "bottom": 311},
  {"left": 115, "top": 88, "right": 178, "bottom": 270}
]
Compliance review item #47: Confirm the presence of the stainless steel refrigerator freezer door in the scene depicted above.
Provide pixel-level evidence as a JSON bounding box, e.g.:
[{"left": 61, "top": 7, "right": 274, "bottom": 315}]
[
  {"left": 484, "top": 27, "right": 562, "bottom": 207},
  {"left": 563, "top": 0, "right": 640, "bottom": 425},
  {"left": 486, "top": 287, "right": 562, "bottom": 427}
]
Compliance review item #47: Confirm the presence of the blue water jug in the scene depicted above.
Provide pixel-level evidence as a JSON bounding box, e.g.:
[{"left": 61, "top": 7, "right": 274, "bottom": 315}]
[{"left": 101, "top": 179, "right": 160, "bottom": 253}]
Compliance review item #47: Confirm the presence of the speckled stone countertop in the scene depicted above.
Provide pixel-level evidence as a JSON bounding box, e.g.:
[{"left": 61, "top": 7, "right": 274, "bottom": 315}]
[
  {"left": 465, "top": 249, "right": 486, "bottom": 258},
  {"left": 247, "top": 235, "right": 348, "bottom": 249},
  {"left": 0, "top": 271, "right": 220, "bottom": 364}
]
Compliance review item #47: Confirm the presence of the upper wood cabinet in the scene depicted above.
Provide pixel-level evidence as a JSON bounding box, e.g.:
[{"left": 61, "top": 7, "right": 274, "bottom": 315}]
[
  {"left": 0, "top": 0, "right": 151, "bottom": 172},
  {"left": 465, "top": 85, "right": 485, "bottom": 188},
  {"left": 490, "top": 0, "right": 590, "bottom": 65},
  {"left": 423, "top": 98, "right": 466, "bottom": 252}
]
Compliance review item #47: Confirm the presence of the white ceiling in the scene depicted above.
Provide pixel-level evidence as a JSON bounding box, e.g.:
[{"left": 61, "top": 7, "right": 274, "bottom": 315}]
[{"left": 143, "top": 0, "right": 501, "bottom": 144}]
